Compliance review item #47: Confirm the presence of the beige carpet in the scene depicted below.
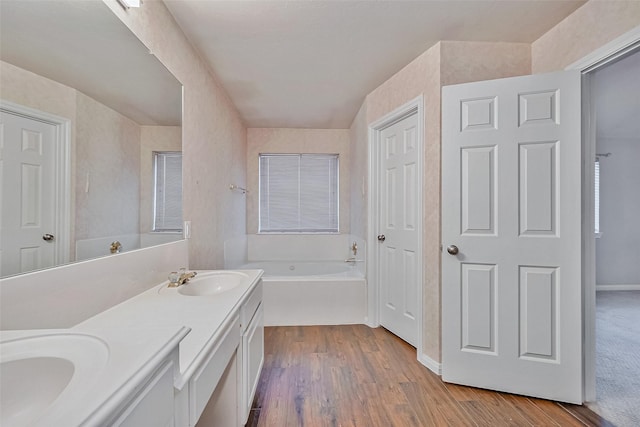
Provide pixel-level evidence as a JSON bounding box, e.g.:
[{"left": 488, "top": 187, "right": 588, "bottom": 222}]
[{"left": 587, "top": 291, "right": 640, "bottom": 427}]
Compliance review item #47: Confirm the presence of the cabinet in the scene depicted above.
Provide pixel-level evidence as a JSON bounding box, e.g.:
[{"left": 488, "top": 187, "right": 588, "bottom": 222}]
[
  {"left": 240, "top": 280, "right": 264, "bottom": 424},
  {"left": 110, "top": 357, "right": 177, "bottom": 427}
]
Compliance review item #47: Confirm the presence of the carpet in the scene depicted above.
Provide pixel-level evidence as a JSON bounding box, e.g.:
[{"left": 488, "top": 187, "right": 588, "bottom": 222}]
[{"left": 586, "top": 291, "right": 640, "bottom": 427}]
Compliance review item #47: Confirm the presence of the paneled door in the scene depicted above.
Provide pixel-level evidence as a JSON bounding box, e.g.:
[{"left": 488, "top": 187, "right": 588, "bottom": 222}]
[
  {"left": 1, "top": 111, "right": 57, "bottom": 276},
  {"left": 378, "top": 112, "right": 419, "bottom": 347},
  {"left": 441, "top": 71, "right": 583, "bottom": 403}
]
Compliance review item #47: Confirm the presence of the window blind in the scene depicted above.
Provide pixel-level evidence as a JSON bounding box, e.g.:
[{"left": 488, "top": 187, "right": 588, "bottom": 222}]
[
  {"left": 154, "top": 151, "right": 183, "bottom": 231},
  {"left": 259, "top": 154, "right": 338, "bottom": 233}
]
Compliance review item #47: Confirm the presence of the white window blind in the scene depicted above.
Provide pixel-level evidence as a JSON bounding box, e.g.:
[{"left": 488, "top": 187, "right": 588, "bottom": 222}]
[
  {"left": 153, "top": 151, "right": 183, "bottom": 231},
  {"left": 594, "top": 159, "right": 600, "bottom": 235},
  {"left": 259, "top": 154, "right": 339, "bottom": 233}
]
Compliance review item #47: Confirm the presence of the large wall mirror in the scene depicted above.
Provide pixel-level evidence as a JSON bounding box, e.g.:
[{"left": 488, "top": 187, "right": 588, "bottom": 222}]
[{"left": 0, "top": 0, "right": 183, "bottom": 278}]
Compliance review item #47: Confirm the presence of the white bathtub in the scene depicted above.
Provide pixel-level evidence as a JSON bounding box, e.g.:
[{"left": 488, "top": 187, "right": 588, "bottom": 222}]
[{"left": 240, "top": 261, "right": 366, "bottom": 326}]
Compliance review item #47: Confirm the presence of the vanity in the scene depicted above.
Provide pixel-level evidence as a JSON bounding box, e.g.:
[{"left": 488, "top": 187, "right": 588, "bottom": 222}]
[{"left": 0, "top": 269, "right": 264, "bottom": 427}]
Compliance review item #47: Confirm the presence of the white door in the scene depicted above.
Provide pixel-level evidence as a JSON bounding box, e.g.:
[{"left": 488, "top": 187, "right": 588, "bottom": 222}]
[
  {"left": 378, "top": 112, "right": 420, "bottom": 347},
  {"left": 442, "top": 70, "right": 583, "bottom": 403},
  {"left": 1, "top": 111, "right": 57, "bottom": 276}
]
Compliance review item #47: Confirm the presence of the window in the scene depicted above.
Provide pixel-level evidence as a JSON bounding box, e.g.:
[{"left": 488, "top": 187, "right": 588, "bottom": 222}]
[
  {"left": 594, "top": 159, "right": 600, "bottom": 236},
  {"left": 153, "top": 151, "right": 183, "bottom": 231},
  {"left": 259, "top": 154, "right": 338, "bottom": 233}
]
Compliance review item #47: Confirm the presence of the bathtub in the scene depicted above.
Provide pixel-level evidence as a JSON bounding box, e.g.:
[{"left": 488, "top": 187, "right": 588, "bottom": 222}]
[{"left": 240, "top": 261, "right": 366, "bottom": 326}]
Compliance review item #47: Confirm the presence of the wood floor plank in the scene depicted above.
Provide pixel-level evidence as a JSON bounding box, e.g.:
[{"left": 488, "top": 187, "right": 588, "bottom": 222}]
[{"left": 249, "top": 326, "right": 606, "bottom": 427}]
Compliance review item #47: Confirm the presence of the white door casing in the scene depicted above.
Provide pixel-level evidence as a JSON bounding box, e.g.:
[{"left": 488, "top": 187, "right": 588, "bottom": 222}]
[
  {"left": 378, "top": 112, "right": 420, "bottom": 347},
  {"left": 0, "top": 103, "right": 70, "bottom": 278},
  {"left": 441, "top": 71, "right": 583, "bottom": 403}
]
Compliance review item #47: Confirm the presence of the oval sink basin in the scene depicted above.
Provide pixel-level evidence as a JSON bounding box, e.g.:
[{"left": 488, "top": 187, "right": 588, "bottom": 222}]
[
  {"left": 0, "top": 333, "right": 109, "bottom": 426},
  {"left": 160, "top": 271, "right": 248, "bottom": 296}
]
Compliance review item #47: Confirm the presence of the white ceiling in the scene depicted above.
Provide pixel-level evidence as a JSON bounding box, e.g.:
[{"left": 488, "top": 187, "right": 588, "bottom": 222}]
[
  {"left": 164, "top": 0, "right": 586, "bottom": 129},
  {"left": 592, "top": 49, "right": 640, "bottom": 140},
  {"left": 0, "top": 0, "right": 182, "bottom": 126}
]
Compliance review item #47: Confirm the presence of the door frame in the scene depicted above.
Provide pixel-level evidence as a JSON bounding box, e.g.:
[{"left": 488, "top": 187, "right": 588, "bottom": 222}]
[
  {"left": 1, "top": 100, "right": 72, "bottom": 268},
  {"left": 367, "top": 95, "right": 425, "bottom": 360},
  {"left": 565, "top": 24, "right": 640, "bottom": 403}
]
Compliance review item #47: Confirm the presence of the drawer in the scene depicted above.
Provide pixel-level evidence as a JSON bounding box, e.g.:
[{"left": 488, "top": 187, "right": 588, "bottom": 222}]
[
  {"left": 189, "top": 315, "right": 240, "bottom": 425},
  {"left": 241, "top": 280, "right": 263, "bottom": 331}
]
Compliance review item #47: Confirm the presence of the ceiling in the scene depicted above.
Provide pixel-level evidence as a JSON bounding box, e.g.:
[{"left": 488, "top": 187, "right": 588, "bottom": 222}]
[
  {"left": 164, "top": 0, "right": 586, "bottom": 129},
  {"left": 0, "top": 0, "right": 181, "bottom": 126},
  {"left": 592, "top": 49, "right": 640, "bottom": 140}
]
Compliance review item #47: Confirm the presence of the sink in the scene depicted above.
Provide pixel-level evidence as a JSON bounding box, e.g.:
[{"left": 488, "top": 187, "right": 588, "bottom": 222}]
[
  {"left": 0, "top": 333, "right": 109, "bottom": 426},
  {"left": 160, "top": 271, "right": 248, "bottom": 296}
]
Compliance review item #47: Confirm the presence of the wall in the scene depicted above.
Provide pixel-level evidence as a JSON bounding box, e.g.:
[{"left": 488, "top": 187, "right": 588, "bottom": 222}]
[
  {"left": 351, "top": 41, "right": 530, "bottom": 365},
  {"left": 246, "top": 128, "right": 350, "bottom": 234},
  {"left": 104, "top": 0, "right": 247, "bottom": 270},
  {"left": 75, "top": 92, "right": 140, "bottom": 241},
  {"left": 595, "top": 137, "right": 640, "bottom": 286},
  {"left": 532, "top": 1, "right": 640, "bottom": 73}
]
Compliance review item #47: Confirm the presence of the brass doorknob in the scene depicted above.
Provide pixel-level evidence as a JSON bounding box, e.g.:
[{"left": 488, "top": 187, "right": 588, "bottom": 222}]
[{"left": 446, "top": 245, "right": 459, "bottom": 255}]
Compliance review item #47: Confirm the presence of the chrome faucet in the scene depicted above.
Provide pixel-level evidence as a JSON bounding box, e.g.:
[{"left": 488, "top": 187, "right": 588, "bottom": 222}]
[{"left": 167, "top": 268, "right": 197, "bottom": 287}]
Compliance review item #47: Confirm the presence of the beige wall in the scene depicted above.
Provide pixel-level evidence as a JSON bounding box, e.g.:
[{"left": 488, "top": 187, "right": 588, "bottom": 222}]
[
  {"left": 140, "top": 126, "right": 182, "bottom": 233},
  {"left": 351, "top": 41, "right": 530, "bottom": 364},
  {"left": 104, "top": 0, "right": 247, "bottom": 269},
  {"left": 246, "top": 128, "right": 350, "bottom": 234},
  {"left": 532, "top": 1, "right": 640, "bottom": 73},
  {"left": 75, "top": 92, "right": 140, "bottom": 240}
]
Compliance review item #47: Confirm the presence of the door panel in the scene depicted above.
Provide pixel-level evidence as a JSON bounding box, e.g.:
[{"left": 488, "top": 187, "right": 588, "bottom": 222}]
[
  {"left": 1, "top": 111, "right": 56, "bottom": 276},
  {"left": 442, "top": 70, "right": 582, "bottom": 403},
  {"left": 379, "top": 113, "right": 420, "bottom": 346}
]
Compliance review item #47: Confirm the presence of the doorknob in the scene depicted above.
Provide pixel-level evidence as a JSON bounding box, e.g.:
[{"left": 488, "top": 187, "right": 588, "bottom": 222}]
[
  {"left": 42, "top": 234, "right": 55, "bottom": 241},
  {"left": 377, "top": 234, "right": 386, "bottom": 242},
  {"left": 446, "top": 245, "right": 459, "bottom": 255}
]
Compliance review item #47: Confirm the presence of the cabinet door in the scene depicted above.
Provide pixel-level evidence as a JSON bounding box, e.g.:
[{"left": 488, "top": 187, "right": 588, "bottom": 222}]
[{"left": 242, "top": 303, "right": 264, "bottom": 423}]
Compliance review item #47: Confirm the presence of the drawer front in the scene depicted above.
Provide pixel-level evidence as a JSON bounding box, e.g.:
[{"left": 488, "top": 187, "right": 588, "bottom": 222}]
[
  {"left": 242, "top": 303, "right": 264, "bottom": 423},
  {"left": 190, "top": 315, "right": 241, "bottom": 425},
  {"left": 241, "top": 280, "right": 263, "bottom": 330},
  {"left": 113, "top": 360, "right": 175, "bottom": 427}
]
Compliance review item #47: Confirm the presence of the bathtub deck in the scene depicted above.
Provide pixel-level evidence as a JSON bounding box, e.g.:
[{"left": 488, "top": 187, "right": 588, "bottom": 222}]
[{"left": 247, "top": 325, "right": 610, "bottom": 426}]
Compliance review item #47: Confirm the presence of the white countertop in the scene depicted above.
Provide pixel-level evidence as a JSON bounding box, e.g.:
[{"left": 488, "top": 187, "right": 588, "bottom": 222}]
[
  {"left": 1, "top": 269, "right": 263, "bottom": 426},
  {"left": 0, "top": 326, "right": 189, "bottom": 427},
  {"left": 75, "top": 269, "right": 264, "bottom": 389}
]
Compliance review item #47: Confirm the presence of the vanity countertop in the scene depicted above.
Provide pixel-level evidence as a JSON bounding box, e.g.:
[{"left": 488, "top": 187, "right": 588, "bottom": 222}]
[
  {"left": 0, "top": 326, "right": 189, "bottom": 427},
  {"left": 74, "top": 269, "right": 264, "bottom": 389}
]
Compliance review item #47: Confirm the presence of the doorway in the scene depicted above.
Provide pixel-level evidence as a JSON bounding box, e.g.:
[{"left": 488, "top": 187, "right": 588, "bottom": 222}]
[
  {"left": 584, "top": 48, "right": 640, "bottom": 427},
  {"left": 368, "top": 96, "right": 424, "bottom": 354},
  {"left": 0, "top": 101, "right": 71, "bottom": 276}
]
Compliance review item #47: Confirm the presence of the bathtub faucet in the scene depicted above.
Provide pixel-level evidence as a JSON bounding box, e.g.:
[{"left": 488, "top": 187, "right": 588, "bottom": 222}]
[{"left": 167, "top": 268, "right": 197, "bottom": 287}]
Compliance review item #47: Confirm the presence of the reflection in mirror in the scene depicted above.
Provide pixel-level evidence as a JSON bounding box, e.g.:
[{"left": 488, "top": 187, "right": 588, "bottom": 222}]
[{"left": 0, "top": 0, "right": 183, "bottom": 278}]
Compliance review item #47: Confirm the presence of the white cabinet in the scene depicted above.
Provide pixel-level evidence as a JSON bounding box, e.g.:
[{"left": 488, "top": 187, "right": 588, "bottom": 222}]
[
  {"left": 240, "top": 280, "right": 264, "bottom": 424},
  {"left": 110, "top": 356, "right": 178, "bottom": 427},
  {"left": 189, "top": 315, "right": 241, "bottom": 425}
]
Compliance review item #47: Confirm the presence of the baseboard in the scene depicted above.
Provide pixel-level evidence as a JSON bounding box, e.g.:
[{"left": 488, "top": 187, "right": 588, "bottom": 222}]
[
  {"left": 418, "top": 353, "right": 442, "bottom": 375},
  {"left": 596, "top": 284, "right": 640, "bottom": 291}
]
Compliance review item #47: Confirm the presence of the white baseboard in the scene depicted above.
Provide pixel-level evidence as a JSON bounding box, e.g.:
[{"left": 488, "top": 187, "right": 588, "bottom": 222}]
[
  {"left": 596, "top": 284, "right": 640, "bottom": 291},
  {"left": 418, "top": 353, "right": 442, "bottom": 375}
]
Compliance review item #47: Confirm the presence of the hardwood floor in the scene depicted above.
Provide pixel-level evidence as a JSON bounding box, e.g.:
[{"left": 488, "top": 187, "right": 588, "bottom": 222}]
[{"left": 247, "top": 325, "right": 612, "bottom": 427}]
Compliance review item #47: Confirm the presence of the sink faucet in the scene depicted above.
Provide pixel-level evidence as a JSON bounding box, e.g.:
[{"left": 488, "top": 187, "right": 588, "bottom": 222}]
[{"left": 167, "top": 268, "right": 197, "bottom": 288}]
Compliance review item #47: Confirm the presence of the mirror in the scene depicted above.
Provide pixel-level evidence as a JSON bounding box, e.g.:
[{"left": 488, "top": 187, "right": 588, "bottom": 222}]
[{"left": 0, "top": 0, "right": 183, "bottom": 278}]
